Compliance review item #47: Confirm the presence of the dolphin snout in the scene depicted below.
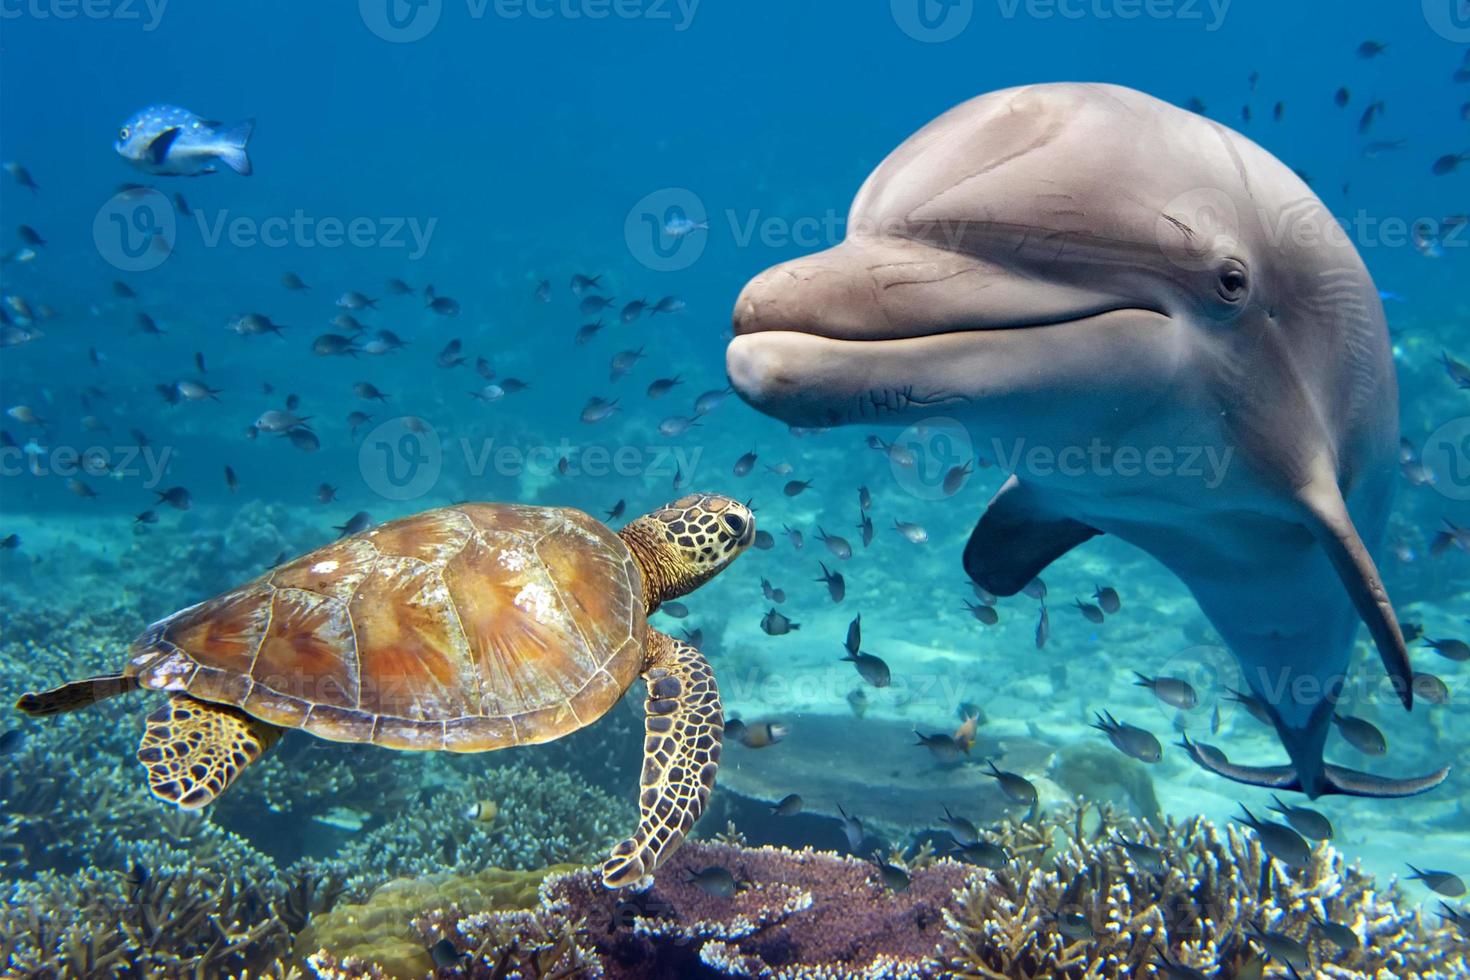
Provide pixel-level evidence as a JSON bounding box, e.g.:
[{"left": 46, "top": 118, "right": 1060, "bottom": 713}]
[{"left": 731, "top": 252, "right": 875, "bottom": 341}]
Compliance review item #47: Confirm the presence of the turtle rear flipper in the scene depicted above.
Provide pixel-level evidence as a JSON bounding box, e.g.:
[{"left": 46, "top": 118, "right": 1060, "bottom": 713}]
[
  {"left": 16, "top": 674, "right": 140, "bottom": 716},
  {"left": 137, "top": 695, "right": 283, "bottom": 808},
  {"left": 602, "top": 630, "right": 723, "bottom": 888}
]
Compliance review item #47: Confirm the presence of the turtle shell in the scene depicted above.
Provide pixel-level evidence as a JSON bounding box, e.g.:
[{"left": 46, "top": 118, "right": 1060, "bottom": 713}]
[{"left": 124, "top": 504, "right": 647, "bottom": 752}]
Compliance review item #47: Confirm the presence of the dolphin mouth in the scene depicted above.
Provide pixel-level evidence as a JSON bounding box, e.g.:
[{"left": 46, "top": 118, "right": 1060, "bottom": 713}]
[{"left": 726, "top": 308, "right": 1171, "bottom": 428}]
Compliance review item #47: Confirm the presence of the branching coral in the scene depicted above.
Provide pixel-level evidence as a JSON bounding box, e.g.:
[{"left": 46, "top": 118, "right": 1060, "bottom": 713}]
[{"left": 942, "top": 802, "right": 1467, "bottom": 979}]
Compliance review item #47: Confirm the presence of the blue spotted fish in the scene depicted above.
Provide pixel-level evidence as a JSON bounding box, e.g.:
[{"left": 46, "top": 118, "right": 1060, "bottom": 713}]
[{"left": 115, "top": 105, "right": 254, "bottom": 177}]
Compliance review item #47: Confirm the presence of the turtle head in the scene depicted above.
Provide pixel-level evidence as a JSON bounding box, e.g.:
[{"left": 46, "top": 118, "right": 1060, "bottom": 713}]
[{"left": 620, "top": 493, "right": 754, "bottom": 609}]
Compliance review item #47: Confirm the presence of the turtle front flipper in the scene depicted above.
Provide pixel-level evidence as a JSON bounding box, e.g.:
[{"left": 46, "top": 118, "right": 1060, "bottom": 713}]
[
  {"left": 602, "top": 630, "right": 723, "bottom": 888},
  {"left": 136, "top": 695, "right": 283, "bottom": 809},
  {"left": 16, "top": 674, "right": 140, "bottom": 716}
]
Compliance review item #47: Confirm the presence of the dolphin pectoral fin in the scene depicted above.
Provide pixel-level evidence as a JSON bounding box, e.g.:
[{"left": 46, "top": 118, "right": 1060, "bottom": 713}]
[
  {"left": 963, "top": 476, "right": 1100, "bottom": 596},
  {"left": 1295, "top": 462, "right": 1413, "bottom": 709},
  {"left": 1180, "top": 735, "right": 1450, "bottom": 798}
]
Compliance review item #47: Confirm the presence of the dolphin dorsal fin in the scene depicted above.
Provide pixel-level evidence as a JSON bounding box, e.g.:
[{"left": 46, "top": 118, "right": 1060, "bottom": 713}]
[{"left": 1296, "top": 458, "right": 1413, "bottom": 709}]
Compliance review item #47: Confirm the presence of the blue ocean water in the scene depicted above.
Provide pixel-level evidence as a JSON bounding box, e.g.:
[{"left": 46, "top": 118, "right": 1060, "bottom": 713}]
[{"left": 2, "top": 1, "right": 1468, "bottom": 976}]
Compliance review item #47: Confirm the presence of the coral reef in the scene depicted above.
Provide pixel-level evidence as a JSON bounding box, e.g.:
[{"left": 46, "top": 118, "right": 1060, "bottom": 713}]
[{"left": 943, "top": 802, "right": 1466, "bottom": 979}]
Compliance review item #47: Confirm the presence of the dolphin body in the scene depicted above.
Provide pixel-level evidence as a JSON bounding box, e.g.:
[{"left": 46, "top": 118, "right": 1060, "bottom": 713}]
[{"left": 726, "top": 83, "right": 1448, "bottom": 799}]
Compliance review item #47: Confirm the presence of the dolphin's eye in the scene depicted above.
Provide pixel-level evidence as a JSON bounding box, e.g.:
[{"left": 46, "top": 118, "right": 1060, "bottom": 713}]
[
  {"left": 1215, "top": 260, "right": 1249, "bottom": 303},
  {"left": 119, "top": 127, "right": 130, "bottom": 141}
]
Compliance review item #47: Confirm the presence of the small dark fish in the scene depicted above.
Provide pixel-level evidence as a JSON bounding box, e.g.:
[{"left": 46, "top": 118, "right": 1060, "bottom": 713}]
[
  {"left": 1226, "top": 686, "right": 1273, "bottom": 725},
  {"left": 224, "top": 465, "right": 238, "bottom": 493},
  {"left": 17, "top": 225, "right": 44, "bottom": 247},
  {"left": 1334, "top": 87, "right": 1350, "bottom": 108},
  {"left": 112, "top": 280, "right": 137, "bottom": 299},
  {"left": 1331, "top": 712, "right": 1386, "bottom": 755},
  {"left": 255, "top": 409, "right": 310, "bottom": 432},
  {"left": 1245, "top": 924, "right": 1309, "bottom": 970},
  {"left": 1240, "top": 105, "right": 1251, "bottom": 123},
  {"left": 1358, "top": 100, "right": 1385, "bottom": 135},
  {"left": 620, "top": 299, "right": 647, "bottom": 323},
  {"left": 1406, "top": 865, "right": 1466, "bottom": 897},
  {"left": 534, "top": 279, "right": 550, "bottom": 302},
  {"left": 837, "top": 804, "right": 864, "bottom": 851},
  {"left": 4, "top": 162, "right": 39, "bottom": 193},
  {"left": 681, "top": 627, "right": 703, "bottom": 647},
  {"left": 893, "top": 520, "right": 928, "bottom": 544},
  {"left": 353, "top": 381, "right": 390, "bottom": 402},
  {"left": 336, "top": 291, "right": 377, "bottom": 311},
  {"left": 606, "top": 499, "right": 626, "bottom": 521},
  {"left": 855, "top": 511, "right": 874, "bottom": 547},
  {"left": 815, "top": 563, "right": 845, "bottom": 603},
  {"left": 693, "top": 388, "right": 732, "bottom": 416},
  {"left": 950, "top": 839, "right": 1010, "bottom": 868},
  {"left": 761, "top": 577, "right": 786, "bottom": 604},
  {"left": 1022, "top": 577, "right": 1047, "bottom": 600},
  {"left": 570, "top": 273, "right": 603, "bottom": 296},
  {"left": 134, "top": 510, "right": 159, "bottom": 525},
  {"left": 770, "top": 793, "right": 803, "bottom": 816},
  {"left": 1424, "top": 637, "right": 1470, "bottom": 662},
  {"left": 1049, "top": 908, "right": 1095, "bottom": 942},
  {"left": 964, "top": 600, "right": 999, "bottom": 626},
  {"left": 1093, "top": 585, "right": 1120, "bottom": 614},
  {"left": 914, "top": 729, "right": 962, "bottom": 763},
  {"left": 650, "top": 295, "right": 686, "bottom": 315},
  {"left": 761, "top": 608, "right": 799, "bottom": 636},
  {"left": 385, "top": 278, "right": 414, "bottom": 295},
  {"left": 1035, "top": 603, "right": 1050, "bottom": 649},
  {"left": 154, "top": 486, "right": 191, "bottom": 511},
  {"left": 858, "top": 486, "right": 871, "bottom": 511},
  {"left": 783, "top": 524, "right": 804, "bottom": 549},
  {"left": 580, "top": 396, "right": 619, "bottom": 423},
  {"left": 609, "top": 347, "right": 645, "bottom": 382},
  {"left": 281, "top": 272, "right": 310, "bottom": 291},
  {"left": 733, "top": 449, "right": 757, "bottom": 476},
  {"left": 1113, "top": 834, "right": 1166, "bottom": 874},
  {"left": 346, "top": 412, "right": 372, "bottom": 436},
  {"left": 842, "top": 649, "right": 890, "bottom": 687},
  {"left": 1356, "top": 39, "right": 1388, "bottom": 58},
  {"left": 752, "top": 529, "right": 775, "bottom": 550},
  {"left": 684, "top": 865, "right": 738, "bottom": 898},
  {"left": 1092, "top": 710, "right": 1161, "bottom": 763},
  {"left": 429, "top": 939, "right": 464, "bottom": 968},
  {"left": 312, "top": 333, "right": 359, "bottom": 357},
  {"left": 845, "top": 614, "right": 861, "bottom": 657},
  {"left": 575, "top": 320, "right": 605, "bottom": 345},
  {"left": 816, "top": 527, "right": 852, "bottom": 559},
  {"left": 738, "top": 721, "right": 788, "bottom": 748},
  {"left": 0, "top": 533, "right": 18, "bottom": 549},
  {"left": 872, "top": 859, "right": 910, "bottom": 892},
  {"left": 427, "top": 295, "right": 460, "bottom": 317},
  {"left": 1074, "top": 598, "right": 1105, "bottom": 624},
  {"left": 1310, "top": 913, "right": 1359, "bottom": 952},
  {"left": 436, "top": 339, "right": 466, "bottom": 369},
  {"left": 658, "top": 415, "right": 699, "bottom": 437},
  {"left": 942, "top": 461, "right": 972, "bottom": 496},
  {"left": 1272, "top": 101, "right": 1284, "bottom": 122},
  {"left": 286, "top": 428, "right": 321, "bottom": 452},
  {"left": 1432, "top": 153, "right": 1470, "bottom": 176},
  {"left": 784, "top": 479, "right": 813, "bottom": 497},
  {"left": 938, "top": 805, "right": 977, "bottom": 845},
  {"left": 647, "top": 375, "right": 682, "bottom": 399},
  {"left": 1133, "top": 672, "right": 1198, "bottom": 710},
  {"left": 580, "top": 294, "right": 617, "bottom": 315},
  {"left": 1236, "top": 805, "right": 1311, "bottom": 869},
  {"left": 1153, "top": 944, "right": 1210, "bottom": 980},
  {"left": 135, "top": 312, "right": 165, "bottom": 336},
  {"left": 316, "top": 484, "right": 338, "bottom": 503},
  {"left": 335, "top": 512, "right": 372, "bottom": 537},
  {"left": 1185, "top": 96, "right": 1207, "bottom": 114},
  {"left": 984, "top": 761, "right": 1037, "bottom": 806},
  {"left": 1267, "top": 794, "right": 1333, "bottom": 840}
]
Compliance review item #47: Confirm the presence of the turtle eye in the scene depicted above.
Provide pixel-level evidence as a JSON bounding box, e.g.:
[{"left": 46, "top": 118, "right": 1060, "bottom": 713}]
[{"left": 721, "top": 513, "right": 746, "bottom": 538}]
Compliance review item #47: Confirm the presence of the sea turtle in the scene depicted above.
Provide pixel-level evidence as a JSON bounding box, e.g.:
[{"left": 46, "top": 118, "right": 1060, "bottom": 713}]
[{"left": 15, "top": 493, "right": 754, "bottom": 888}]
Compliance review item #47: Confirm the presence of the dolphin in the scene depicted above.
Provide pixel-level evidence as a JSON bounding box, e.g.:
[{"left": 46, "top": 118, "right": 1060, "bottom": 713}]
[{"left": 726, "top": 82, "right": 1448, "bottom": 799}]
